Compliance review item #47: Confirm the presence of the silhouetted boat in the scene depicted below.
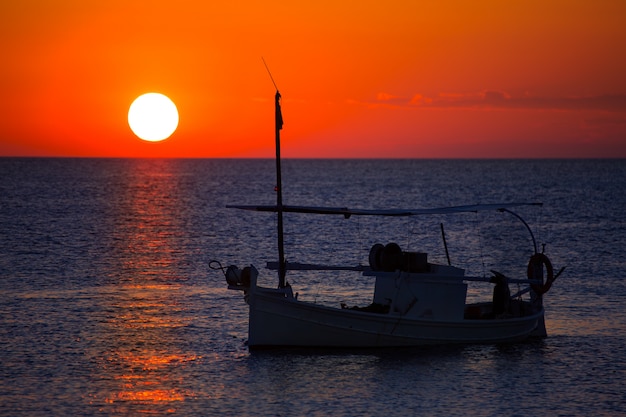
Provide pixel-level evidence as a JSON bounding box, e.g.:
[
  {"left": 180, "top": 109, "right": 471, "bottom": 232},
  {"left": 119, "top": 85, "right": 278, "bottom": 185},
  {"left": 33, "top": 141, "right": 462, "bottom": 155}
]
[{"left": 216, "top": 90, "right": 564, "bottom": 349}]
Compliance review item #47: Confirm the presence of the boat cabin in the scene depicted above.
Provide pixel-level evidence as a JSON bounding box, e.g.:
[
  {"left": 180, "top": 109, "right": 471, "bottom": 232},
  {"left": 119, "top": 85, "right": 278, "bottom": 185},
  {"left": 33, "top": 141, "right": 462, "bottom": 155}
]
[{"left": 365, "top": 243, "right": 467, "bottom": 321}]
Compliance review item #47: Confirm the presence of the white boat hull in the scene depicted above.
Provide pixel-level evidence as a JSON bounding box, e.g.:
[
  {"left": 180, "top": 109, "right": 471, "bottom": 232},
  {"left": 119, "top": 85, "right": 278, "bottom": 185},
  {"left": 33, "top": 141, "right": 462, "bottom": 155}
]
[{"left": 247, "top": 285, "right": 543, "bottom": 349}]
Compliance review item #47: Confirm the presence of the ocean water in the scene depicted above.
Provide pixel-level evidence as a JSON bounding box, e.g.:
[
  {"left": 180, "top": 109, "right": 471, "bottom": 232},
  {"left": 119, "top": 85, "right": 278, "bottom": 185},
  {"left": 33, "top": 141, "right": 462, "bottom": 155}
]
[{"left": 0, "top": 158, "right": 625, "bottom": 416}]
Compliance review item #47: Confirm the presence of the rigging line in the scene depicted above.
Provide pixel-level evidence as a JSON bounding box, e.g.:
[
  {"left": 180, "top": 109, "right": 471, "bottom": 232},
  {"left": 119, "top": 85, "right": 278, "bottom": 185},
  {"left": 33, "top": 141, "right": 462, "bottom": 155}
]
[
  {"left": 355, "top": 215, "right": 362, "bottom": 261},
  {"left": 440, "top": 222, "right": 451, "bottom": 266},
  {"left": 475, "top": 210, "right": 487, "bottom": 278},
  {"left": 500, "top": 208, "right": 538, "bottom": 254},
  {"left": 536, "top": 203, "right": 548, "bottom": 250},
  {"left": 353, "top": 216, "right": 365, "bottom": 294},
  {"left": 350, "top": 214, "right": 359, "bottom": 264},
  {"left": 405, "top": 217, "right": 413, "bottom": 252}
]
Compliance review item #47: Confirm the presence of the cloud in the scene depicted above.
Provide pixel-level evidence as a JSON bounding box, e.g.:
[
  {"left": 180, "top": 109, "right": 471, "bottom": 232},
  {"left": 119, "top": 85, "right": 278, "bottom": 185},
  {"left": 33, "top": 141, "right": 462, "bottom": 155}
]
[
  {"left": 409, "top": 94, "right": 433, "bottom": 105},
  {"left": 371, "top": 92, "right": 407, "bottom": 106},
  {"left": 376, "top": 92, "right": 398, "bottom": 101},
  {"left": 370, "top": 90, "right": 626, "bottom": 112}
]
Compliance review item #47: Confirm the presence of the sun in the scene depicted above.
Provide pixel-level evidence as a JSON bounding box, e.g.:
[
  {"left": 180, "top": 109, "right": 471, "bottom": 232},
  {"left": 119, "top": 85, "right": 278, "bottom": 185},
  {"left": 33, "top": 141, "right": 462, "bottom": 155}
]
[{"left": 128, "top": 93, "right": 179, "bottom": 142}]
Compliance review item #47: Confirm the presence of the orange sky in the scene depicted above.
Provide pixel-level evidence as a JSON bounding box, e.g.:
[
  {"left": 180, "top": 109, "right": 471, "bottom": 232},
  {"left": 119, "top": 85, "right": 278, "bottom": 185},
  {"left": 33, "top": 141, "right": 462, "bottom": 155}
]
[{"left": 1, "top": 0, "right": 625, "bottom": 158}]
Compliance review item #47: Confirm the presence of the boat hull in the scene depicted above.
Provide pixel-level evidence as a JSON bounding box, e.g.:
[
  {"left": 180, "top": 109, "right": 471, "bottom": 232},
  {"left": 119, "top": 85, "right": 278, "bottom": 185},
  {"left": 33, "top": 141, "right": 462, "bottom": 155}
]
[{"left": 247, "top": 286, "right": 543, "bottom": 349}]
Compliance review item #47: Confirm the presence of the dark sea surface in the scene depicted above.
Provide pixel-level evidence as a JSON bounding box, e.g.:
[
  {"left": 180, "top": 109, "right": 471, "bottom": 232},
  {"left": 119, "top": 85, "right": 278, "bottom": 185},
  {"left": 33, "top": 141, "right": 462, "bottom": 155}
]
[{"left": 0, "top": 158, "right": 624, "bottom": 416}]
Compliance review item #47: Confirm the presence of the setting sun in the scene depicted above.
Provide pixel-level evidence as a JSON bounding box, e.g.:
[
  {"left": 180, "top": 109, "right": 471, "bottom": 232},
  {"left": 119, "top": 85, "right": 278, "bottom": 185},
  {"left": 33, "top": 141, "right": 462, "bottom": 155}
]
[{"left": 128, "top": 93, "right": 179, "bottom": 142}]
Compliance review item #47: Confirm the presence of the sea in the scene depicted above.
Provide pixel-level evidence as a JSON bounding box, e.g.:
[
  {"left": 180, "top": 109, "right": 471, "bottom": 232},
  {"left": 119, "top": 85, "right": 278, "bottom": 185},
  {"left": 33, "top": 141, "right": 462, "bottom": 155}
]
[{"left": 0, "top": 158, "right": 624, "bottom": 416}]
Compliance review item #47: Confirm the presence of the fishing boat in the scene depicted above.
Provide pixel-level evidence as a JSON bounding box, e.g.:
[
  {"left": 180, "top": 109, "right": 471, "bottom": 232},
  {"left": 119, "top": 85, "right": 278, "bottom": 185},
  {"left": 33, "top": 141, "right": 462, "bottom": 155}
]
[{"left": 215, "top": 90, "right": 564, "bottom": 349}]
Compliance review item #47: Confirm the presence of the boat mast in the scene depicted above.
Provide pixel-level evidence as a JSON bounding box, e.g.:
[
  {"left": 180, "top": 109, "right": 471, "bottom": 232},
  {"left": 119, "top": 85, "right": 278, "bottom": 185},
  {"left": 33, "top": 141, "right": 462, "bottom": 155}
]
[
  {"left": 274, "top": 90, "right": 286, "bottom": 288},
  {"left": 261, "top": 58, "right": 286, "bottom": 288}
]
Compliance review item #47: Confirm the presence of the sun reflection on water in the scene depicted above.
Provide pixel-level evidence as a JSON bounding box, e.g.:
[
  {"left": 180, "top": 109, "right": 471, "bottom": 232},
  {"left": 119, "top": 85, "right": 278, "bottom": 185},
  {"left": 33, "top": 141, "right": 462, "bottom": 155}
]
[{"left": 94, "top": 160, "right": 202, "bottom": 412}]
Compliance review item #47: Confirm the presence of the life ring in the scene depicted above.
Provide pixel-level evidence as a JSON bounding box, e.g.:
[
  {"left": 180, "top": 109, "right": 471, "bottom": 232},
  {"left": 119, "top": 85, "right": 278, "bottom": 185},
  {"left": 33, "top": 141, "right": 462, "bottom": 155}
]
[{"left": 527, "top": 253, "right": 554, "bottom": 295}]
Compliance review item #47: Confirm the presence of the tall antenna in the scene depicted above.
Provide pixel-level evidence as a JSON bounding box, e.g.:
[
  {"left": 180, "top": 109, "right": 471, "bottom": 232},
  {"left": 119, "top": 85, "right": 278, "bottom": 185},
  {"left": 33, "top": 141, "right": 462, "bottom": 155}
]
[{"left": 262, "top": 57, "right": 279, "bottom": 92}]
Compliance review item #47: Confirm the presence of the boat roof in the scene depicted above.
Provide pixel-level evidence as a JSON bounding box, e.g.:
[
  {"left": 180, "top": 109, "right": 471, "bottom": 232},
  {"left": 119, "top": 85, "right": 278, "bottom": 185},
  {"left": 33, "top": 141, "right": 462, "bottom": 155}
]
[{"left": 226, "top": 202, "right": 542, "bottom": 218}]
